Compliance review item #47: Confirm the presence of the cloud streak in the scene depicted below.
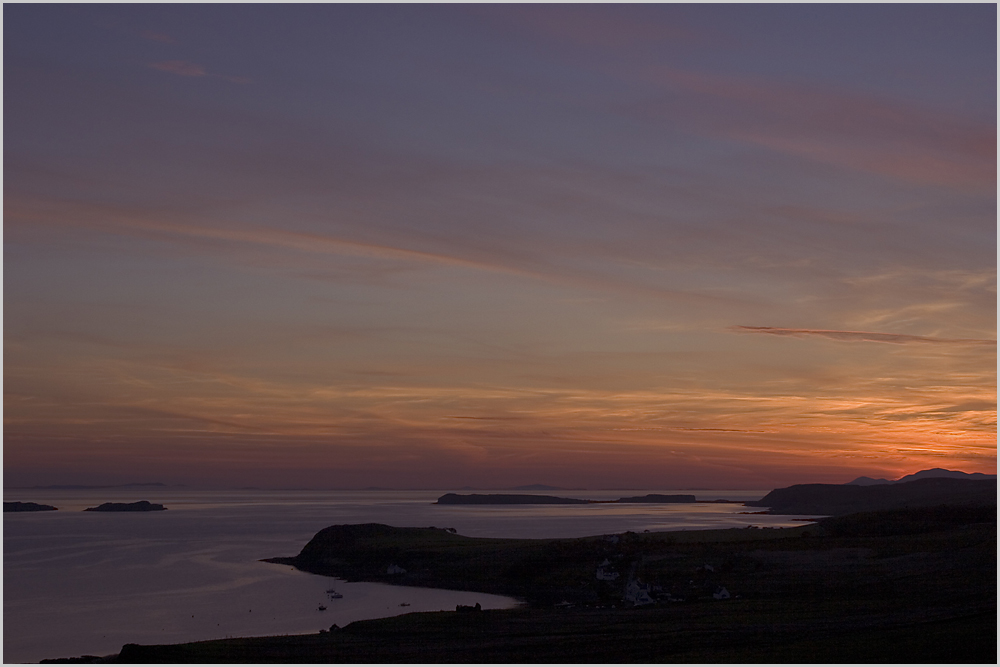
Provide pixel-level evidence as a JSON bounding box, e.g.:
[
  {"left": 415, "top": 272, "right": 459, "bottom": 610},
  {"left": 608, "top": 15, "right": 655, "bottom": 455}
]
[
  {"left": 623, "top": 66, "right": 995, "bottom": 192},
  {"left": 149, "top": 61, "right": 250, "bottom": 83},
  {"left": 730, "top": 326, "right": 996, "bottom": 346},
  {"left": 5, "top": 194, "right": 748, "bottom": 308},
  {"left": 141, "top": 30, "right": 175, "bottom": 44},
  {"left": 150, "top": 60, "right": 207, "bottom": 77}
]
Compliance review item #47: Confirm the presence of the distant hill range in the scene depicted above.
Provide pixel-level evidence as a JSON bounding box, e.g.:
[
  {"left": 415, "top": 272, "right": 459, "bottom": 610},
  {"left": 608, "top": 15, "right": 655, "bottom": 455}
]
[
  {"left": 846, "top": 468, "right": 996, "bottom": 486},
  {"left": 747, "top": 477, "right": 996, "bottom": 516},
  {"left": 15, "top": 483, "right": 169, "bottom": 490},
  {"left": 436, "top": 493, "right": 696, "bottom": 505}
]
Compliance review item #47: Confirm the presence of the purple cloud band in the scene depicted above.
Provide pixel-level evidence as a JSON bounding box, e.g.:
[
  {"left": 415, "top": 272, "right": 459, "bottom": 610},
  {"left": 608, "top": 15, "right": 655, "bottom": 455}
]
[{"left": 730, "top": 326, "right": 996, "bottom": 346}]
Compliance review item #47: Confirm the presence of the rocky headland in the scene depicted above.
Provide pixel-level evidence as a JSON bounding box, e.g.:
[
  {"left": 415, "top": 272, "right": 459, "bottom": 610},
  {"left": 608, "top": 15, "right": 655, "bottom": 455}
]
[{"left": 746, "top": 477, "right": 996, "bottom": 516}]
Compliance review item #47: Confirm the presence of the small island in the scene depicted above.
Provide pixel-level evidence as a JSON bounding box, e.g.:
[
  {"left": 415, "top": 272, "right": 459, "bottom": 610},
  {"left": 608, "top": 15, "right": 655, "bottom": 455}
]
[
  {"left": 436, "top": 493, "right": 697, "bottom": 505},
  {"left": 436, "top": 493, "right": 590, "bottom": 505},
  {"left": 83, "top": 500, "right": 167, "bottom": 512},
  {"left": 4, "top": 501, "right": 57, "bottom": 512},
  {"left": 614, "top": 494, "right": 697, "bottom": 503}
]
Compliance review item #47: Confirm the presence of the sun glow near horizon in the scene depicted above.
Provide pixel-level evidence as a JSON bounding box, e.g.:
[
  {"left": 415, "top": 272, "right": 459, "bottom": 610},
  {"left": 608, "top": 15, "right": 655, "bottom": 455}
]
[{"left": 4, "top": 4, "right": 995, "bottom": 490}]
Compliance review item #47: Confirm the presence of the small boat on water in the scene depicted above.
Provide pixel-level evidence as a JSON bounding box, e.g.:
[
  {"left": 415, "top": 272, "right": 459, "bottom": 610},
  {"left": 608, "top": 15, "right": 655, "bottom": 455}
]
[
  {"left": 318, "top": 604, "right": 327, "bottom": 611},
  {"left": 326, "top": 589, "right": 343, "bottom": 599}
]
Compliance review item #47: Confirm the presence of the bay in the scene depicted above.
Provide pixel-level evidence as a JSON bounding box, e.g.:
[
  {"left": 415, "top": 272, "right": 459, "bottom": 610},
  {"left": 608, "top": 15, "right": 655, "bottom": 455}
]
[{"left": 3, "top": 488, "right": 809, "bottom": 663}]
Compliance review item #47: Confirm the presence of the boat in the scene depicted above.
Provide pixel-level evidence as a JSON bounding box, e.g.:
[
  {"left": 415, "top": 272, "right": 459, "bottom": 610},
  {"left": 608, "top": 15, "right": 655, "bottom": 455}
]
[
  {"left": 318, "top": 604, "right": 327, "bottom": 611},
  {"left": 326, "top": 589, "right": 343, "bottom": 599}
]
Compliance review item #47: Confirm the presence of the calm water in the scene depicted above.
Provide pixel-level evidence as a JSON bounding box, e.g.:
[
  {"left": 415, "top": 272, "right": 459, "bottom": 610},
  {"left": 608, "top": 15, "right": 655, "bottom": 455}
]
[{"left": 3, "top": 488, "right": 810, "bottom": 663}]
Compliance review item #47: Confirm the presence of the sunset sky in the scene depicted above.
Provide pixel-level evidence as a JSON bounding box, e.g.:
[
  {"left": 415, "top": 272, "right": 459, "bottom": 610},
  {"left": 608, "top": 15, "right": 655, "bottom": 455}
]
[{"left": 5, "top": 4, "right": 996, "bottom": 489}]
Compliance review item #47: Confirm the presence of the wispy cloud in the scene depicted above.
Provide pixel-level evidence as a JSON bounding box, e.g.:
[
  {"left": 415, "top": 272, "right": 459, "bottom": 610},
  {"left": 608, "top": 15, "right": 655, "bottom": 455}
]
[
  {"left": 150, "top": 60, "right": 206, "bottom": 77},
  {"left": 623, "top": 66, "right": 995, "bottom": 192},
  {"left": 730, "top": 326, "right": 996, "bottom": 346},
  {"left": 141, "top": 30, "right": 175, "bottom": 44},
  {"left": 149, "top": 60, "right": 250, "bottom": 84},
  {"left": 5, "top": 194, "right": 747, "bottom": 308},
  {"left": 473, "top": 5, "right": 704, "bottom": 49}
]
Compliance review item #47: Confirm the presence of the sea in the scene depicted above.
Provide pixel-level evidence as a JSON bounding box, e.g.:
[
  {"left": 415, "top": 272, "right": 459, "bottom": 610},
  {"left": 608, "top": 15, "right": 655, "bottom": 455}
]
[{"left": 3, "top": 487, "right": 815, "bottom": 663}]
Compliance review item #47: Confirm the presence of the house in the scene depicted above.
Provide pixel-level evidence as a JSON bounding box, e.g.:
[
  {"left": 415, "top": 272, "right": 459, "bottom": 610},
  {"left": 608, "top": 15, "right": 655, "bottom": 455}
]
[
  {"left": 625, "top": 579, "right": 655, "bottom": 606},
  {"left": 603, "top": 535, "right": 620, "bottom": 544},
  {"left": 386, "top": 564, "right": 407, "bottom": 575},
  {"left": 713, "top": 586, "right": 730, "bottom": 600},
  {"left": 596, "top": 558, "right": 620, "bottom": 581}
]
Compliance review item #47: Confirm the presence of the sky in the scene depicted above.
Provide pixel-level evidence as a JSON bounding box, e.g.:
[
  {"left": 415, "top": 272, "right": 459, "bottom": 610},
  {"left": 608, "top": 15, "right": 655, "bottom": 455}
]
[{"left": 4, "top": 4, "right": 996, "bottom": 490}]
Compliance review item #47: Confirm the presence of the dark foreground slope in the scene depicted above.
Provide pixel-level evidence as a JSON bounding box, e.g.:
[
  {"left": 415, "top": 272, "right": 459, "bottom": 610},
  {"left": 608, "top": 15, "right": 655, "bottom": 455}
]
[
  {"left": 62, "top": 505, "right": 996, "bottom": 663},
  {"left": 746, "top": 477, "right": 996, "bottom": 515},
  {"left": 111, "top": 603, "right": 995, "bottom": 664}
]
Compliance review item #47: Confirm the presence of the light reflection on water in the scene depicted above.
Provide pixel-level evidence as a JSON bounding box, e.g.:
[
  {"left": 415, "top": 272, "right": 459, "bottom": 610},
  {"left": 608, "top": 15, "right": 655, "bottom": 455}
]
[{"left": 4, "top": 488, "right": 809, "bottom": 662}]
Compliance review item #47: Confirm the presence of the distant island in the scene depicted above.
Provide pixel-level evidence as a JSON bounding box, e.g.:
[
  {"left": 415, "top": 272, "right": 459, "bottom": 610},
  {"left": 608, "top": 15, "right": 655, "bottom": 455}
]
[
  {"left": 83, "top": 501, "right": 167, "bottom": 512},
  {"left": 15, "top": 483, "right": 169, "bottom": 490},
  {"left": 437, "top": 493, "right": 590, "bottom": 505},
  {"left": 615, "top": 494, "right": 698, "bottom": 503},
  {"left": 4, "top": 501, "right": 57, "bottom": 512},
  {"left": 436, "top": 493, "right": 697, "bottom": 505}
]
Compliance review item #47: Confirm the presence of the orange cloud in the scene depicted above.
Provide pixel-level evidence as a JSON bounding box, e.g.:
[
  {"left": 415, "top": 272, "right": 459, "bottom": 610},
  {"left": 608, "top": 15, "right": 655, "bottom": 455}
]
[{"left": 729, "top": 326, "right": 996, "bottom": 346}]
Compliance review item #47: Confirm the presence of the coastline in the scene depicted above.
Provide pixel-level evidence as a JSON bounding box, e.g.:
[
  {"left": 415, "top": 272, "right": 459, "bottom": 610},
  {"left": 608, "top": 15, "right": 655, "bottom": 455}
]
[{"left": 48, "top": 505, "right": 997, "bottom": 663}]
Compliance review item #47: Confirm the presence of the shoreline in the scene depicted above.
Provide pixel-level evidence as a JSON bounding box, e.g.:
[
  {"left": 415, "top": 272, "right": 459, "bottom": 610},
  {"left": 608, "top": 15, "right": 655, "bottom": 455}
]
[{"left": 47, "top": 505, "right": 996, "bottom": 663}]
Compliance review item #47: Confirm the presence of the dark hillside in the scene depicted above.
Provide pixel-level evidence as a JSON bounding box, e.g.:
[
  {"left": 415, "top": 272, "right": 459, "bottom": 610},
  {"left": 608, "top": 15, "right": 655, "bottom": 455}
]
[{"left": 746, "top": 477, "right": 996, "bottom": 515}]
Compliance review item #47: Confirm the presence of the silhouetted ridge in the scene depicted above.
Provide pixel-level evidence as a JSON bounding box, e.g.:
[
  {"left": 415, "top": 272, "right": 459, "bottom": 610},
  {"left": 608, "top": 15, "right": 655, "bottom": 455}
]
[{"left": 747, "top": 477, "right": 996, "bottom": 515}]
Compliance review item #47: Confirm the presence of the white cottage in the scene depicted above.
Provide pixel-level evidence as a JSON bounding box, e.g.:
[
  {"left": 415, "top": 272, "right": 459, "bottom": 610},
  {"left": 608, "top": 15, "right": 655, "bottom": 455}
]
[{"left": 386, "top": 564, "right": 407, "bottom": 574}]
